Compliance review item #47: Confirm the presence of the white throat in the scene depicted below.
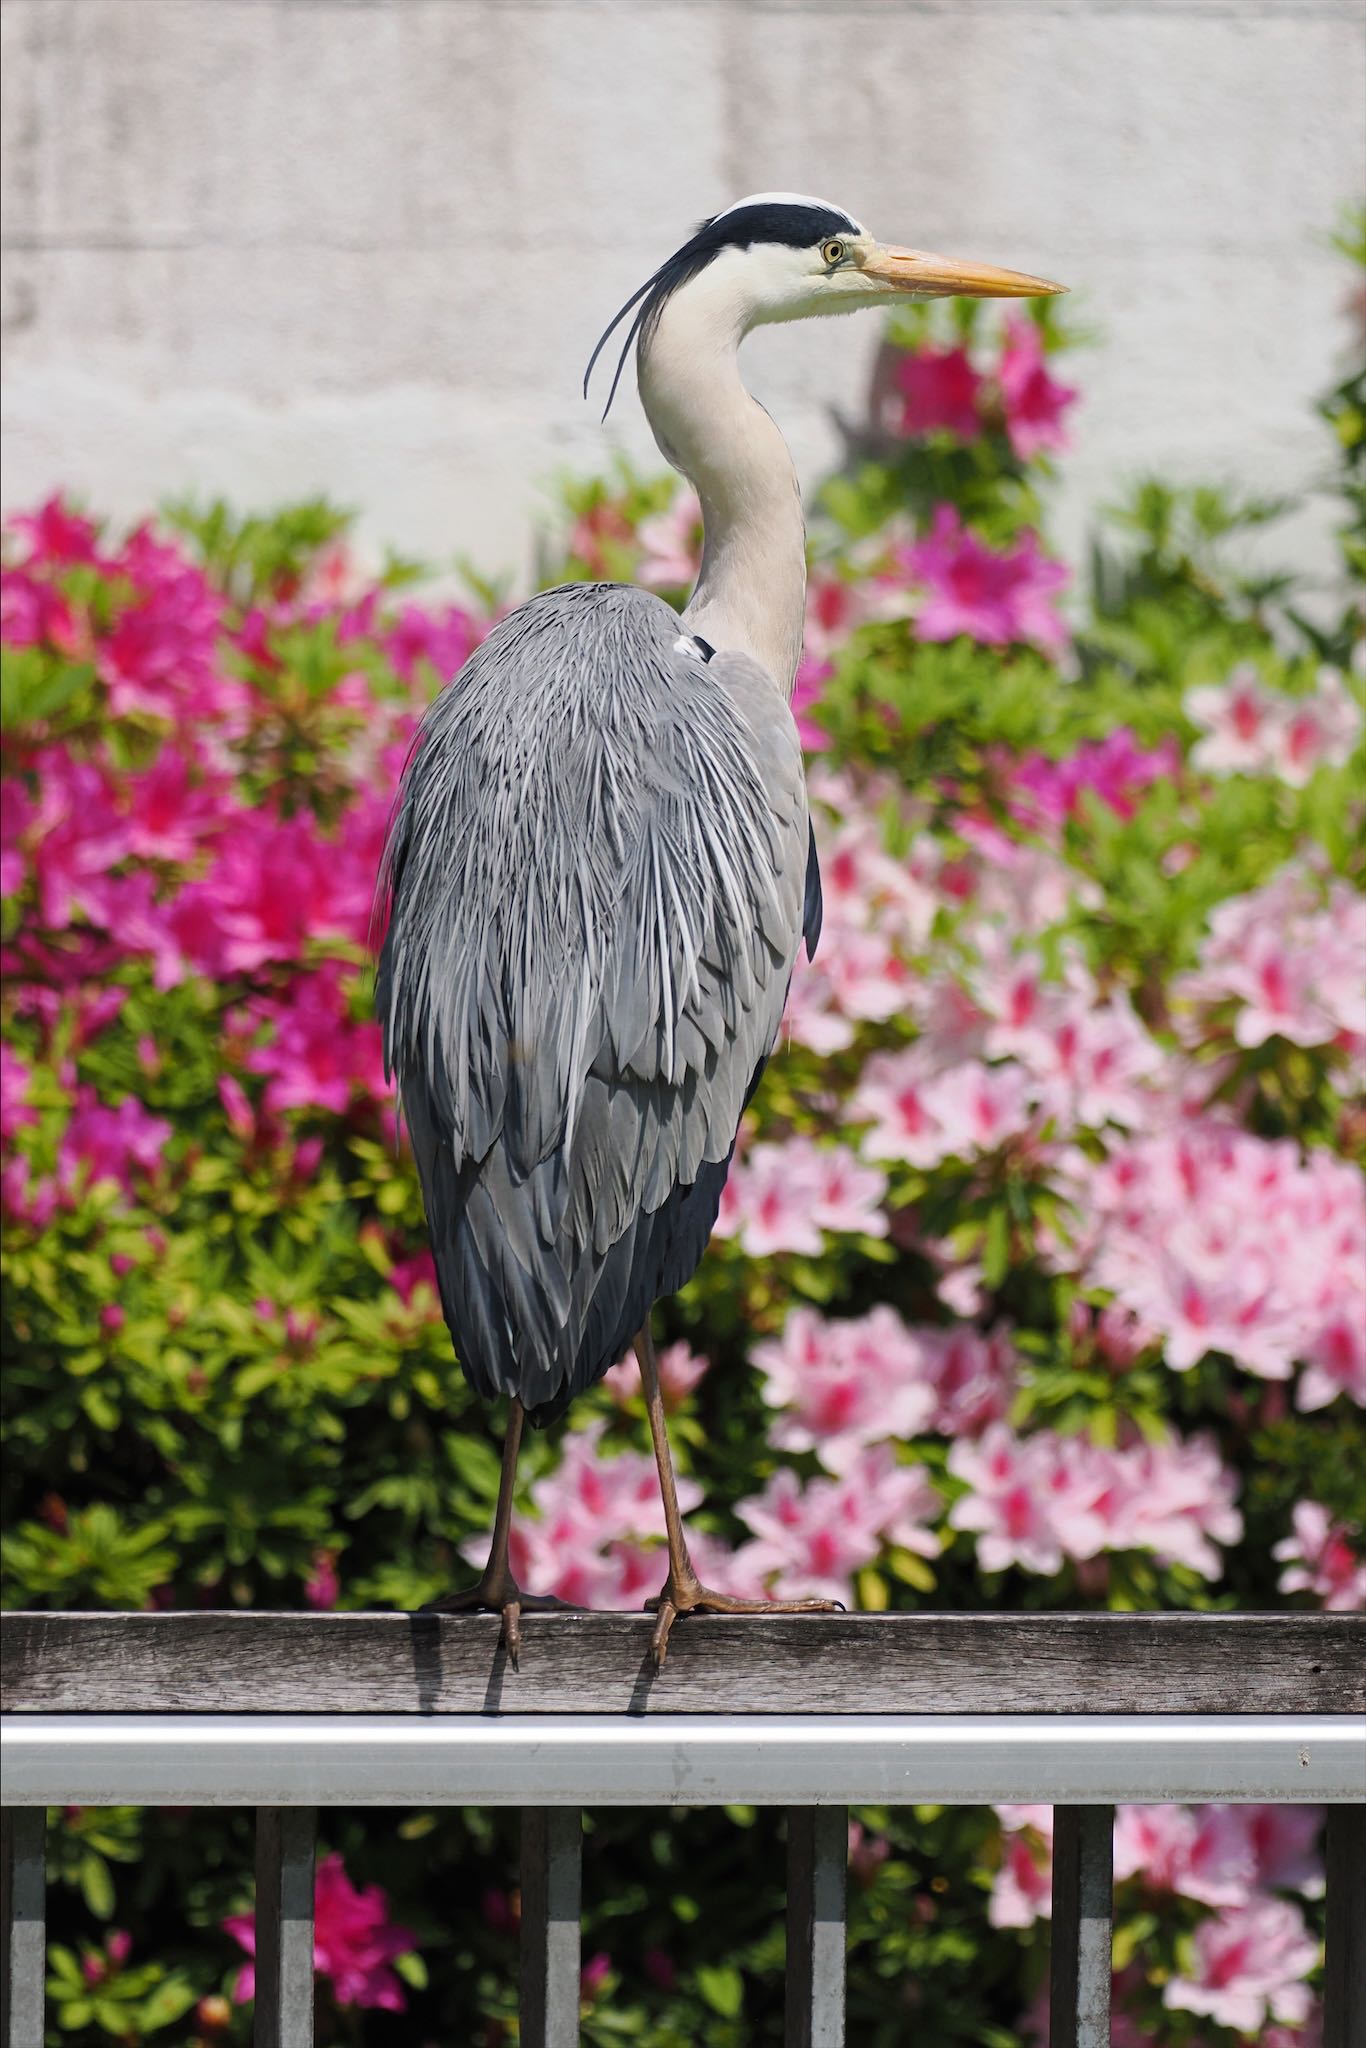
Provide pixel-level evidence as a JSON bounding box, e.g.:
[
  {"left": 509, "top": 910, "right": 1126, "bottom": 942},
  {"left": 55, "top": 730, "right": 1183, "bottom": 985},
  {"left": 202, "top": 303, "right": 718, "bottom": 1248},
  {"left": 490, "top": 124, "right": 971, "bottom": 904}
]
[{"left": 636, "top": 260, "right": 807, "bottom": 696}]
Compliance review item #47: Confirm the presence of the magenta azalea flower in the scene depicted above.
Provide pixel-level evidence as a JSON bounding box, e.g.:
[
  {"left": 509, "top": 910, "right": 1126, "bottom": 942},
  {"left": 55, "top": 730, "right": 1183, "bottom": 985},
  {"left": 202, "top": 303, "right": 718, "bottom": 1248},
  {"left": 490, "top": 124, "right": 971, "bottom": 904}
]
[
  {"left": 59, "top": 1090, "right": 172, "bottom": 1195},
  {"left": 226, "top": 1851, "right": 418, "bottom": 2012},
  {"left": 894, "top": 343, "right": 984, "bottom": 441},
  {"left": 998, "top": 316, "right": 1078, "bottom": 461},
  {"left": 1005, "top": 729, "right": 1181, "bottom": 829},
  {"left": 902, "top": 507, "right": 1069, "bottom": 656}
]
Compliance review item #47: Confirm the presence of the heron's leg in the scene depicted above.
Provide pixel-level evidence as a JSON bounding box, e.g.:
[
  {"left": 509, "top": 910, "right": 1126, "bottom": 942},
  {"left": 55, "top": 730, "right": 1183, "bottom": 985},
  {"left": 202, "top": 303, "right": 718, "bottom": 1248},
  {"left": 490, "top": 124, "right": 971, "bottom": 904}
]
[
  {"left": 422, "top": 1398, "right": 580, "bottom": 1667},
  {"left": 635, "top": 1323, "right": 842, "bottom": 1667}
]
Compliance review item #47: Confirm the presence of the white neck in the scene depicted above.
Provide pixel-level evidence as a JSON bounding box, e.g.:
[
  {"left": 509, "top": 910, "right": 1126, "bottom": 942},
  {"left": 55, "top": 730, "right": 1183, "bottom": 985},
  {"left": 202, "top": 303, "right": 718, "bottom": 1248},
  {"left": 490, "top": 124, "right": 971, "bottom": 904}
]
[{"left": 637, "top": 268, "right": 807, "bottom": 696}]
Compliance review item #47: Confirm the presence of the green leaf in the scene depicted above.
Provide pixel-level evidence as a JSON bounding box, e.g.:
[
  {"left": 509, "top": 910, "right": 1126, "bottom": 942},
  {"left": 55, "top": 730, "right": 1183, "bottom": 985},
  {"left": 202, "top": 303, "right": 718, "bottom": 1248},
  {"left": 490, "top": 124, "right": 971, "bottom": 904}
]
[{"left": 696, "top": 1962, "right": 744, "bottom": 2017}]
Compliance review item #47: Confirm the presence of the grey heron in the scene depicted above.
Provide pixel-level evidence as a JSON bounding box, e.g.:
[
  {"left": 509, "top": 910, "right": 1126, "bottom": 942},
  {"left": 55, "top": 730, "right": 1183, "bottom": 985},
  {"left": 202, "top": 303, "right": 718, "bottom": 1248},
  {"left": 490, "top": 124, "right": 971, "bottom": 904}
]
[{"left": 377, "top": 194, "right": 1063, "bottom": 1664}]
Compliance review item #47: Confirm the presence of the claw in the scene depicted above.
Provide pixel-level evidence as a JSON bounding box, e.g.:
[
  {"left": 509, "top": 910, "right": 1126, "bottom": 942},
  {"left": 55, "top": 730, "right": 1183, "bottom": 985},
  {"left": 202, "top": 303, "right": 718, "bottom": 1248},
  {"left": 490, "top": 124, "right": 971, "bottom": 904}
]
[
  {"left": 500, "top": 1601, "right": 522, "bottom": 1671},
  {"left": 647, "top": 1575, "right": 841, "bottom": 1666}
]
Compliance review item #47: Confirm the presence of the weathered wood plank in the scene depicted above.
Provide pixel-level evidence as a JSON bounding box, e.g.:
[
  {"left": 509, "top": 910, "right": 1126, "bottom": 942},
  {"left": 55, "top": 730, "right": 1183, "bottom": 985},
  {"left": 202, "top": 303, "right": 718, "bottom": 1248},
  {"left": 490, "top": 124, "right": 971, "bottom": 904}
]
[
  {"left": 2, "top": 1611, "right": 1360, "bottom": 1717},
  {"left": 1050, "top": 1805, "right": 1114, "bottom": 2048},
  {"left": 785, "top": 1806, "right": 847, "bottom": 2048},
  {"left": 253, "top": 1807, "right": 315, "bottom": 2048},
  {"left": 1323, "top": 1803, "right": 1365, "bottom": 2048},
  {"left": 2, "top": 1806, "right": 45, "bottom": 2048},
  {"left": 520, "top": 1808, "right": 581, "bottom": 2048}
]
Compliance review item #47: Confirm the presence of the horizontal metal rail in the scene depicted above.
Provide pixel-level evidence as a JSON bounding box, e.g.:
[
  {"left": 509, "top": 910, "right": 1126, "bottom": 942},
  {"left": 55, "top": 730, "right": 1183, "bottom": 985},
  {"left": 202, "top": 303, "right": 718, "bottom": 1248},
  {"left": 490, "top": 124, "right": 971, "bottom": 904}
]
[{"left": 4, "top": 1711, "right": 1363, "bottom": 1806}]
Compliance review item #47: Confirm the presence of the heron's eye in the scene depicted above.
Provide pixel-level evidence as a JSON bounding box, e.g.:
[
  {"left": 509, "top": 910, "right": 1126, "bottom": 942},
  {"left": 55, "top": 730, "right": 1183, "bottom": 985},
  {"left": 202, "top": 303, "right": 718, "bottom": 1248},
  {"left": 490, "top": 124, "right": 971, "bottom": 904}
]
[{"left": 821, "top": 239, "right": 846, "bottom": 268}]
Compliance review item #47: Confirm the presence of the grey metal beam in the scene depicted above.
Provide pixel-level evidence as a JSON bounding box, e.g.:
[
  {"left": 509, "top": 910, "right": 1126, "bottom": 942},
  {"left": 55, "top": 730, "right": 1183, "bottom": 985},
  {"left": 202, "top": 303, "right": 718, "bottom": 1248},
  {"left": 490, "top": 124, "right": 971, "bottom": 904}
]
[
  {"left": 1323, "top": 1802, "right": 1365, "bottom": 2048},
  {"left": 1050, "top": 1805, "right": 1113, "bottom": 2048},
  {"left": 785, "top": 1806, "right": 847, "bottom": 2047},
  {"left": 253, "top": 1807, "right": 315, "bottom": 2048},
  {"left": 4, "top": 1714, "right": 1362, "bottom": 1808},
  {"left": 520, "top": 1808, "right": 581, "bottom": 2048},
  {"left": 1, "top": 1807, "right": 45, "bottom": 2048}
]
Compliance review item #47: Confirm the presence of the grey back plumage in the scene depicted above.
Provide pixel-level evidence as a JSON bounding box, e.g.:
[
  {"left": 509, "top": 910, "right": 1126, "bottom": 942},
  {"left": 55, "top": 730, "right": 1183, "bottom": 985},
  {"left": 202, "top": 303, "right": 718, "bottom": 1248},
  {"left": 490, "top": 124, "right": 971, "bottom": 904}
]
[{"left": 376, "top": 580, "right": 815, "bottom": 1423}]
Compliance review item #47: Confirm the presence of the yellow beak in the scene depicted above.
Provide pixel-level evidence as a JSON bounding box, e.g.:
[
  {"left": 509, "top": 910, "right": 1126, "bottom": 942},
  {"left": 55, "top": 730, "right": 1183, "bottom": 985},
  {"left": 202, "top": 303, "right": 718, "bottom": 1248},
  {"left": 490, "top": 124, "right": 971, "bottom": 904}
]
[{"left": 858, "top": 244, "right": 1066, "bottom": 299}]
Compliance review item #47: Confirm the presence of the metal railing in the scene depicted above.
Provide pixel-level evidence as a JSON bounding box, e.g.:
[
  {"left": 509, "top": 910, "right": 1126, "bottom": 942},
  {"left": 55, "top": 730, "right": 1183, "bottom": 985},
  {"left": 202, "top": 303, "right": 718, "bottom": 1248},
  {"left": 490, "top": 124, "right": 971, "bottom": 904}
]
[{"left": 3, "top": 1610, "right": 1363, "bottom": 2048}]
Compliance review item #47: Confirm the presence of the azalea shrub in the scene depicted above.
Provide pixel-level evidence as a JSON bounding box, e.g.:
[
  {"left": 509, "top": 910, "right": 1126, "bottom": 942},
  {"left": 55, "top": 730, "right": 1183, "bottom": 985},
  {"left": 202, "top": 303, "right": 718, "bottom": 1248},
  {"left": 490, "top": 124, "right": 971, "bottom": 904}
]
[{"left": 2, "top": 230, "right": 1363, "bottom": 2045}]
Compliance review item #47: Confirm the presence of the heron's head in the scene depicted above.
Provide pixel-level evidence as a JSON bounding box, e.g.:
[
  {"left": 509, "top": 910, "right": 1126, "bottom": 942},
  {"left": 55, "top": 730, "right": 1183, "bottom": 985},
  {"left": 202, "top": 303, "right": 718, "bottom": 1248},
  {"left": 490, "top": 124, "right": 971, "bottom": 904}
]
[{"left": 586, "top": 193, "right": 1066, "bottom": 417}]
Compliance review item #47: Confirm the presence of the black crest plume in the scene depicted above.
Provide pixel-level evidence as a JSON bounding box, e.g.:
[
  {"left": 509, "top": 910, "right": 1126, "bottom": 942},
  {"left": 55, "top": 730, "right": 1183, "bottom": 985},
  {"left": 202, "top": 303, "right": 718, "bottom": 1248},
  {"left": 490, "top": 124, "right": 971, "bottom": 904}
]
[{"left": 583, "top": 201, "right": 860, "bottom": 421}]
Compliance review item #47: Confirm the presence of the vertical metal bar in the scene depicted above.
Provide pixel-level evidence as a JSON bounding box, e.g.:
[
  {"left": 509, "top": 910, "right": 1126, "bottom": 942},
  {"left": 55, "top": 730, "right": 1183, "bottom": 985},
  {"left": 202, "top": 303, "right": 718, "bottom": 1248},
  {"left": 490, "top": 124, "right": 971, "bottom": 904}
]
[
  {"left": 520, "top": 1807, "right": 581, "bottom": 2048},
  {"left": 1323, "top": 1804, "right": 1365, "bottom": 2048},
  {"left": 785, "top": 1805, "right": 847, "bottom": 2048},
  {"left": 2, "top": 1808, "right": 46, "bottom": 2048},
  {"left": 1050, "top": 1805, "right": 1113, "bottom": 2048},
  {"left": 253, "top": 1807, "right": 315, "bottom": 2048}
]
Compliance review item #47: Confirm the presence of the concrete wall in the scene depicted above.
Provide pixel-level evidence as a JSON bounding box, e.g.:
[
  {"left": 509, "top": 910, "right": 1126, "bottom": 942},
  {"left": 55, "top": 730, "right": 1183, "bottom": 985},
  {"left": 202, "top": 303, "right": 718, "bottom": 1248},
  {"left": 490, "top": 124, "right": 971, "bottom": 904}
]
[{"left": 2, "top": 0, "right": 1363, "bottom": 583}]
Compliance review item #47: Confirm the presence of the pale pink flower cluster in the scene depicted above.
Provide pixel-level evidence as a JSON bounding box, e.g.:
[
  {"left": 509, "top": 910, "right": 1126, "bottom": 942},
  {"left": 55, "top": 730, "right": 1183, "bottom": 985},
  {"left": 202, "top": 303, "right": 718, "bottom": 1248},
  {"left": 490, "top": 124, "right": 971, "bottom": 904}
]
[
  {"left": 712, "top": 1136, "right": 888, "bottom": 1258},
  {"left": 1174, "top": 866, "right": 1366, "bottom": 1055},
  {"left": 996, "top": 1804, "right": 1324, "bottom": 2036},
  {"left": 1164, "top": 1898, "right": 1319, "bottom": 2033},
  {"left": 1061, "top": 1124, "right": 1366, "bottom": 1405},
  {"left": 782, "top": 784, "right": 940, "bottom": 1057},
  {"left": 601, "top": 1339, "right": 710, "bottom": 1409},
  {"left": 947, "top": 1425, "right": 1242, "bottom": 1579},
  {"left": 993, "top": 1796, "right": 1322, "bottom": 1912},
  {"left": 732, "top": 1446, "right": 940, "bottom": 1604},
  {"left": 1274, "top": 1502, "right": 1366, "bottom": 1611},
  {"left": 1186, "top": 662, "right": 1361, "bottom": 785},
  {"left": 752, "top": 1306, "right": 1014, "bottom": 1472}
]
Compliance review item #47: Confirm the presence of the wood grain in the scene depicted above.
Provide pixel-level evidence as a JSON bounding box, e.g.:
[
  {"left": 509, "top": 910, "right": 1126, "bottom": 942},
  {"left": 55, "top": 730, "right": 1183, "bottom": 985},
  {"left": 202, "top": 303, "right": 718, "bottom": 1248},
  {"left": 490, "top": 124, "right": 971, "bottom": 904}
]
[{"left": 2, "top": 1610, "right": 1360, "bottom": 1716}]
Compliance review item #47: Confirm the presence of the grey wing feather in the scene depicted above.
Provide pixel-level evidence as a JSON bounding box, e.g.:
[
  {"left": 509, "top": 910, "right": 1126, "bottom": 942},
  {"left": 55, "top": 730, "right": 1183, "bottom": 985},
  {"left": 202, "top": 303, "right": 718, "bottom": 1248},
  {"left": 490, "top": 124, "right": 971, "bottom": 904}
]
[{"left": 376, "top": 582, "right": 808, "bottom": 1423}]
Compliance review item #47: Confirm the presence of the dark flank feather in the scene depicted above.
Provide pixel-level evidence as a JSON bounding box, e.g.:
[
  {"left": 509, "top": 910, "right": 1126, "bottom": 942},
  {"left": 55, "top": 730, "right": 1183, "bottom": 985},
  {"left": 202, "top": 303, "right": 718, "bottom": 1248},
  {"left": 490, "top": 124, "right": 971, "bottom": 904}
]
[{"left": 376, "top": 581, "right": 811, "bottom": 1424}]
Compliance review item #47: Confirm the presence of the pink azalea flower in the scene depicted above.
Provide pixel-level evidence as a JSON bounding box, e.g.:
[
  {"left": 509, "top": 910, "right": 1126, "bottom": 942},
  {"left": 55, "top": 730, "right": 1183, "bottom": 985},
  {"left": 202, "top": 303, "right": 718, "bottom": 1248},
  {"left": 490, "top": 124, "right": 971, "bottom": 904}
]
[
  {"left": 714, "top": 1138, "right": 886, "bottom": 1259},
  {"left": 245, "top": 967, "right": 386, "bottom": 1116},
  {"left": 304, "top": 1550, "right": 341, "bottom": 1611},
  {"left": 7, "top": 495, "right": 104, "bottom": 567},
  {"left": 948, "top": 1425, "right": 1242, "bottom": 1579},
  {"left": 734, "top": 1447, "right": 937, "bottom": 1604},
  {"left": 948, "top": 1426, "right": 1067, "bottom": 1576},
  {"left": 602, "top": 1338, "right": 709, "bottom": 1408},
  {"left": 919, "top": 1324, "right": 1018, "bottom": 1436},
  {"left": 387, "top": 1248, "right": 440, "bottom": 1311},
  {"left": 382, "top": 603, "right": 481, "bottom": 689},
  {"left": 850, "top": 1046, "right": 956, "bottom": 1170},
  {"left": 636, "top": 493, "right": 703, "bottom": 592},
  {"left": 1186, "top": 663, "right": 1362, "bottom": 783},
  {"left": 0, "top": 1045, "right": 38, "bottom": 1144},
  {"left": 893, "top": 344, "right": 985, "bottom": 442},
  {"left": 1274, "top": 1502, "right": 1366, "bottom": 1611},
  {"left": 1271, "top": 667, "right": 1362, "bottom": 786},
  {"left": 1060, "top": 1124, "right": 1366, "bottom": 1402},
  {"left": 903, "top": 507, "right": 1069, "bottom": 657},
  {"left": 1004, "top": 729, "right": 1180, "bottom": 832},
  {"left": 753, "top": 1306, "right": 937, "bottom": 1474},
  {"left": 1162, "top": 1897, "right": 1317, "bottom": 2033},
  {"left": 464, "top": 1422, "right": 706, "bottom": 1611},
  {"left": 998, "top": 316, "right": 1078, "bottom": 461},
  {"left": 1174, "top": 868, "right": 1366, "bottom": 1057},
  {"left": 789, "top": 656, "right": 833, "bottom": 750},
  {"left": 59, "top": 1090, "right": 172, "bottom": 1195},
  {"left": 226, "top": 1851, "right": 418, "bottom": 2012},
  {"left": 122, "top": 753, "right": 225, "bottom": 864},
  {"left": 989, "top": 1807, "right": 1054, "bottom": 1927},
  {"left": 922, "top": 1059, "right": 1033, "bottom": 1158}
]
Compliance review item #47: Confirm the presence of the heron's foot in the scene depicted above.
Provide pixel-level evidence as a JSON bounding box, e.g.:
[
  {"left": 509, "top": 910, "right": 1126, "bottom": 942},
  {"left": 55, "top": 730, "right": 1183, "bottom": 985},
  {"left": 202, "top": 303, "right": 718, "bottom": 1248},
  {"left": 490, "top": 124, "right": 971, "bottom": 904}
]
[
  {"left": 646, "top": 1566, "right": 843, "bottom": 1668},
  {"left": 420, "top": 1576, "right": 582, "bottom": 1670}
]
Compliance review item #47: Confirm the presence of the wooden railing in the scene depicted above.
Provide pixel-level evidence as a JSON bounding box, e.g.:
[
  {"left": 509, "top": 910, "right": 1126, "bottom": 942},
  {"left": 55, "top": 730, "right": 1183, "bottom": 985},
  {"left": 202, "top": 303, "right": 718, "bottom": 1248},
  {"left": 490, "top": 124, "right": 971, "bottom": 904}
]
[{"left": 3, "top": 1611, "right": 1363, "bottom": 2048}]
